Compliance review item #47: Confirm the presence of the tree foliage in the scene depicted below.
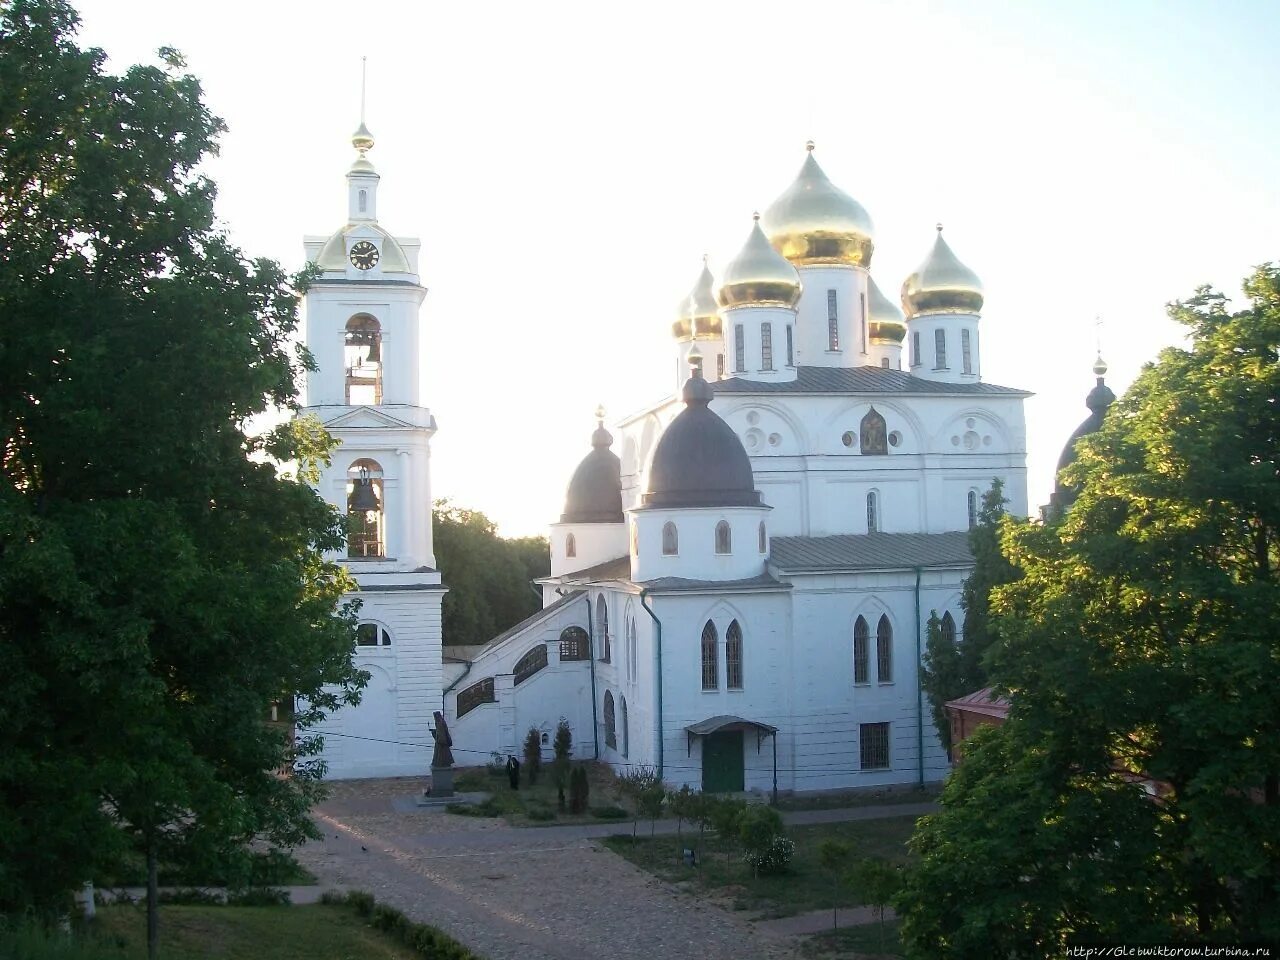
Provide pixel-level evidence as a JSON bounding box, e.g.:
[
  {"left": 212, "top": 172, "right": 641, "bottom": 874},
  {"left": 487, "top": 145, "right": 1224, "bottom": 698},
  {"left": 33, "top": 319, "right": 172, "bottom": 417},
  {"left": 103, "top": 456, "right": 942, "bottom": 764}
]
[
  {"left": 0, "top": 0, "right": 361, "bottom": 925},
  {"left": 431, "top": 501, "right": 549, "bottom": 646},
  {"left": 899, "top": 267, "right": 1280, "bottom": 954}
]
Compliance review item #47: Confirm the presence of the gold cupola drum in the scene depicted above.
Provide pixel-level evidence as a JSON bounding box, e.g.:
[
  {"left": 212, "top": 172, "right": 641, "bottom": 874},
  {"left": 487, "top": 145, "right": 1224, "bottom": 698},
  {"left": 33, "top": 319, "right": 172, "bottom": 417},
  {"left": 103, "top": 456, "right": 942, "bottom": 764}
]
[
  {"left": 901, "top": 224, "right": 984, "bottom": 318},
  {"left": 866, "top": 274, "right": 907, "bottom": 344}
]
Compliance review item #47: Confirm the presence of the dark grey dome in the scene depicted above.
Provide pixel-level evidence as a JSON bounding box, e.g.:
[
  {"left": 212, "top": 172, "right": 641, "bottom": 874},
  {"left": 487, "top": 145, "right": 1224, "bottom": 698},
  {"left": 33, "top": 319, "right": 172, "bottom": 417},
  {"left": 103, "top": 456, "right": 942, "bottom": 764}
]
[
  {"left": 643, "top": 371, "right": 761, "bottom": 509},
  {"left": 561, "top": 421, "right": 623, "bottom": 523},
  {"left": 1049, "top": 366, "right": 1115, "bottom": 515}
]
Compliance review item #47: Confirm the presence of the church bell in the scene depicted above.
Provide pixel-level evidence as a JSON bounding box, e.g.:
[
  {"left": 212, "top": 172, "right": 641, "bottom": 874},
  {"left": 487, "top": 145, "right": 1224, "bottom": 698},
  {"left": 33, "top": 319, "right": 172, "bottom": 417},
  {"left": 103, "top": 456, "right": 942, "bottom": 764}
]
[{"left": 348, "top": 471, "right": 380, "bottom": 513}]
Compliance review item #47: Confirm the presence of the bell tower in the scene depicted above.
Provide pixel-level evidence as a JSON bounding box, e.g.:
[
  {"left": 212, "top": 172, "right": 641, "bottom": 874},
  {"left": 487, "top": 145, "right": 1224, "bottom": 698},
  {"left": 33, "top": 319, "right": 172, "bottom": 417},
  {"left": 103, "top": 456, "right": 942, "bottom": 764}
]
[{"left": 297, "top": 85, "right": 446, "bottom": 779}]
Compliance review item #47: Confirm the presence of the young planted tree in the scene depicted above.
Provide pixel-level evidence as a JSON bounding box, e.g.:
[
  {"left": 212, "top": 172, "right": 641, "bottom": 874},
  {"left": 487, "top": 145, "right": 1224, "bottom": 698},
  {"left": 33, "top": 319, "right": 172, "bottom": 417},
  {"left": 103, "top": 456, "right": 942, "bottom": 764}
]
[
  {"left": 0, "top": 1, "right": 362, "bottom": 951},
  {"left": 522, "top": 727, "right": 543, "bottom": 786},
  {"left": 552, "top": 718, "right": 572, "bottom": 811},
  {"left": 848, "top": 857, "right": 901, "bottom": 954},
  {"left": 817, "top": 839, "right": 851, "bottom": 933},
  {"left": 900, "top": 268, "right": 1280, "bottom": 955}
]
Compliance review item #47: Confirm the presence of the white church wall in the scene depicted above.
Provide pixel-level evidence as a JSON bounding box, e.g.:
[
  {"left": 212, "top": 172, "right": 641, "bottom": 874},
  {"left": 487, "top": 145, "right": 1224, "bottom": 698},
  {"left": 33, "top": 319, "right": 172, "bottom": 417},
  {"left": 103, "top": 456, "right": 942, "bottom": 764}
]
[
  {"left": 631, "top": 506, "right": 770, "bottom": 583},
  {"left": 792, "top": 265, "right": 867, "bottom": 366},
  {"left": 548, "top": 521, "right": 628, "bottom": 577}
]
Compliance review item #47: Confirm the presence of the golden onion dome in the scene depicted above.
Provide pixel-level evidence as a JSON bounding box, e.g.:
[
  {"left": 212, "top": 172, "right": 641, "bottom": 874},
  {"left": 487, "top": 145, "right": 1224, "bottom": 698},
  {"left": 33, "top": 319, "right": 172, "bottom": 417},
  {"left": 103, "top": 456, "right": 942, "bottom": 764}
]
[
  {"left": 673, "top": 258, "right": 722, "bottom": 340},
  {"left": 901, "top": 224, "right": 984, "bottom": 318},
  {"left": 866, "top": 274, "right": 907, "bottom": 344},
  {"left": 352, "top": 122, "right": 375, "bottom": 154},
  {"left": 760, "top": 142, "right": 875, "bottom": 268},
  {"left": 717, "top": 214, "right": 802, "bottom": 309}
]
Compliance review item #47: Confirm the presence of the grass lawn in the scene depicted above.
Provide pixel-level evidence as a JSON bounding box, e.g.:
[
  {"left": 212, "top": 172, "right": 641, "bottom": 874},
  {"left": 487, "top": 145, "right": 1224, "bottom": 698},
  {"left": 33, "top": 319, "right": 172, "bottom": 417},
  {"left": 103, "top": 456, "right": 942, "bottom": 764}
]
[
  {"left": 85, "top": 903, "right": 418, "bottom": 959},
  {"left": 603, "top": 814, "right": 921, "bottom": 918},
  {"left": 800, "top": 919, "right": 904, "bottom": 959},
  {"left": 451, "top": 762, "right": 634, "bottom": 826}
]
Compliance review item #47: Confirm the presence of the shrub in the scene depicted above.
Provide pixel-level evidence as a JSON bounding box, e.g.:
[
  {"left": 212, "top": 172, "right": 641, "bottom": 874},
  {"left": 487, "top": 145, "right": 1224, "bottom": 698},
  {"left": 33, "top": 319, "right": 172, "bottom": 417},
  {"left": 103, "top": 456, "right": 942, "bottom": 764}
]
[
  {"left": 226, "top": 887, "right": 291, "bottom": 907},
  {"left": 446, "top": 799, "right": 499, "bottom": 818},
  {"left": 486, "top": 752, "right": 507, "bottom": 778},
  {"left": 591, "top": 805, "right": 627, "bottom": 820},
  {"left": 743, "top": 834, "right": 795, "bottom": 876},
  {"left": 522, "top": 727, "right": 543, "bottom": 785},
  {"left": 525, "top": 804, "right": 556, "bottom": 822},
  {"left": 569, "top": 765, "right": 591, "bottom": 814},
  {"left": 323, "top": 890, "right": 482, "bottom": 959}
]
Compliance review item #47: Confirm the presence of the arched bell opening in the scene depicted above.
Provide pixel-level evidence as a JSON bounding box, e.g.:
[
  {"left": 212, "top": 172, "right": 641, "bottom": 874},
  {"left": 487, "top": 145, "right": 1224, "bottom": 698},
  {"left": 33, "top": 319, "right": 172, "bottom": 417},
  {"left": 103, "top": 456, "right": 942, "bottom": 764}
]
[
  {"left": 345, "top": 314, "right": 382, "bottom": 405},
  {"left": 346, "top": 458, "right": 386, "bottom": 558}
]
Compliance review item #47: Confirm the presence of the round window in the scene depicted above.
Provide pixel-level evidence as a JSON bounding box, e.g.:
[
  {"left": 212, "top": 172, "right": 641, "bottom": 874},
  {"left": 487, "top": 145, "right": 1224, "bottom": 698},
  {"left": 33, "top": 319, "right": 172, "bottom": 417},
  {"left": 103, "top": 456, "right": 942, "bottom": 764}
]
[{"left": 841, "top": 431, "right": 856, "bottom": 447}]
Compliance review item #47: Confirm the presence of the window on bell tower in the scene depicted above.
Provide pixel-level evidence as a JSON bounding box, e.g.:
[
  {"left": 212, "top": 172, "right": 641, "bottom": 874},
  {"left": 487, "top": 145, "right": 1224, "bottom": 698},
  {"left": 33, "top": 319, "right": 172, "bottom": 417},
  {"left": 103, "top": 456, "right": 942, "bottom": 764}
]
[
  {"left": 358, "top": 189, "right": 368, "bottom": 213},
  {"left": 346, "top": 458, "right": 386, "bottom": 558},
  {"left": 345, "top": 314, "right": 382, "bottom": 405}
]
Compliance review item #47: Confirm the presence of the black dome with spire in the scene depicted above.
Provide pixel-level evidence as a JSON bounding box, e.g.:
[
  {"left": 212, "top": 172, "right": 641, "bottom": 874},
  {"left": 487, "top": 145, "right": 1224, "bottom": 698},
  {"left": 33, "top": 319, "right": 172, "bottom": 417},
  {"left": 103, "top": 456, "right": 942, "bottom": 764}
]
[
  {"left": 561, "top": 414, "right": 623, "bottom": 523},
  {"left": 643, "top": 368, "right": 761, "bottom": 509},
  {"left": 1049, "top": 355, "right": 1115, "bottom": 515}
]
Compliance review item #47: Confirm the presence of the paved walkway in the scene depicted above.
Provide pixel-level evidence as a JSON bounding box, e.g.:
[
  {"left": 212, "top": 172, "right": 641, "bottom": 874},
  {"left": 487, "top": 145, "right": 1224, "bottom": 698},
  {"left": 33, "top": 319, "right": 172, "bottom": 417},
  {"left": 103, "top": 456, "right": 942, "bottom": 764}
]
[{"left": 294, "top": 778, "right": 936, "bottom": 960}]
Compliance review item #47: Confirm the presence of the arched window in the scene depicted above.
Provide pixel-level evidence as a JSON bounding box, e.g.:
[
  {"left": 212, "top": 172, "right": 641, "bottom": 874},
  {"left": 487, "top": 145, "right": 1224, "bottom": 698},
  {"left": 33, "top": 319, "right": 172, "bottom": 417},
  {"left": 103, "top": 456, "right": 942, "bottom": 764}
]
[
  {"left": 701, "top": 621, "right": 718, "bottom": 690},
  {"left": 566, "top": 532, "right": 577, "bottom": 558},
  {"left": 760, "top": 321, "right": 773, "bottom": 370},
  {"left": 356, "top": 623, "right": 392, "bottom": 647},
  {"left": 456, "top": 676, "right": 495, "bottom": 717},
  {"left": 967, "top": 490, "right": 978, "bottom": 529},
  {"left": 911, "top": 331, "right": 921, "bottom": 367},
  {"left": 827, "top": 289, "right": 839, "bottom": 350},
  {"left": 662, "top": 521, "right": 679, "bottom": 556},
  {"left": 786, "top": 325, "right": 794, "bottom": 366},
  {"left": 620, "top": 696, "right": 630, "bottom": 758},
  {"left": 716, "top": 353, "right": 725, "bottom": 380},
  {"left": 758, "top": 521, "right": 767, "bottom": 554},
  {"left": 860, "top": 408, "right": 887, "bottom": 455},
  {"left": 961, "top": 328, "right": 973, "bottom": 374},
  {"left": 603, "top": 691, "right": 616, "bottom": 749},
  {"left": 358, "top": 188, "right": 368, "bottom": 213},
  {"left": 346, "top": 458, "right": 385, "bottom": 558},
  {"left": 514, "top": 645, "right": 548, "bottom": 685},
  {"left": 877, "top": 615, "right": 893, "bottom": 683},
  {"left": 935, "top": 328, "right": 948, "bottom": 369},
  {"left": 940, "top": 611, "right": 957, "bottom": 645},
  {"left": 627, "top": 616, "right": 638, "bottom": 681},
  {"left": 854, "top": 616, "right": 870, "bottom": 684},
  {"left": 597, "top": 595, "right": 610, "bottom": 662},
  {"left": 726, "top": 620, "right": 743, "bottom": 690},
  {"left": 880, "top": 357, "right": 890, "bottom": 369},
  {"left": 866, "top": 491, "right": 879, "bottom": 533},
  {"left": 559, "top": 626, "right": 589, "bottom": 661},
  {"left": 715, "top": 520, "right": 732, "bottom": 555},
  {"left": 344, "top": 314, "right": 382, "bottom": 405}
]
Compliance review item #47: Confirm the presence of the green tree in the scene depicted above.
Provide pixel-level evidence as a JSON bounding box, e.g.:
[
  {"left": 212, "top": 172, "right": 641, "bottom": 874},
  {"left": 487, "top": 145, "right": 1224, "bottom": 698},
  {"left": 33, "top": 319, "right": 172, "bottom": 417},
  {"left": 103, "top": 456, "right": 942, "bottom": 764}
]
[
  {"left": 900, "top": 267, "right": 1280, "bottom": 955},
  {"left": 0, "top": 1, "right": 362, "bottom": 948},
  {"left": 818, "top": 838, "right": 851, "bottom": 932},
  {"left": 552, "top": 718, "right": 572, "bottom": 811},
  {"left": 432, "top": 501, "right": 549, "bottom": 647},
  {"left": 848, "top": 857, "right": 903, "bottom": 954},
  {"left": 522, "top": 727, "right": 542, "bottom": 786}
]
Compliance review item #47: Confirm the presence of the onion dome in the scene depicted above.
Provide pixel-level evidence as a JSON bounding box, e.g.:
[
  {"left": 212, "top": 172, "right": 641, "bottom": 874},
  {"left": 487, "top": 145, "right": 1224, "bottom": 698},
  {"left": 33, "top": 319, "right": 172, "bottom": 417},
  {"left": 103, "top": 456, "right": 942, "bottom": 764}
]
[
  {"left": 901, "top": 224, "right": 984, "bottom": 318},
  {"left": 673, "top": 257, "right": 722, "bottom": 340},
  {"left": 717, "top": 214, "right": 802, "bottom": 309},
  {"left": 643, "top": 366, "right": 761, "bottom": 509},
  {"left": 352, "top": 122, "right": 375, "bottom": 154},
  {"left": 561, "top": 406, "right": 623, "bottom": 523},
  {"left": 866, "top": 274, "right": 907, "bottom": 344},
  {"left": 760, "top": 142, "right": 875, "bottom": 268},
  {"left": 1049, "top": 354, "right": 1116, "bottom": 515}
]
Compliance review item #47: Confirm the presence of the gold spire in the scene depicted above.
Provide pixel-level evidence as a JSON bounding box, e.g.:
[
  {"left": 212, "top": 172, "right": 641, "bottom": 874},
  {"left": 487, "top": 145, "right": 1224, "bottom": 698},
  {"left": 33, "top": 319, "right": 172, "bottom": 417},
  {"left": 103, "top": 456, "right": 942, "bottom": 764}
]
[
  {"left": 901, "top": 224, "right": 984, "bottom": 318},
  {"left": 866, "top": 274, "right": 907, "bottom": 344},
  {"left": 760, "top": 142, "right": 874, "bottom": 267},
  {"left": 1092, "top": 353, "right": 1108, "bottom": 377},
  {"left": 673, "top": 256, "right": 721, "bottom": 340},
  {"left": 717, "top": 214, "right": 802, "bottom": 309}
]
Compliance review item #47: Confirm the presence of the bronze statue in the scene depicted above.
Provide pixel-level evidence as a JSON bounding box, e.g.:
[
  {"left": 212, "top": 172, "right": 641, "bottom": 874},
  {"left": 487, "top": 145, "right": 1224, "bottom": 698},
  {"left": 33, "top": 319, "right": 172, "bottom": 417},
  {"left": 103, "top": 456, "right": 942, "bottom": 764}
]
[{"left": 430, "top": 710, "right": 454, "bottom": 768}]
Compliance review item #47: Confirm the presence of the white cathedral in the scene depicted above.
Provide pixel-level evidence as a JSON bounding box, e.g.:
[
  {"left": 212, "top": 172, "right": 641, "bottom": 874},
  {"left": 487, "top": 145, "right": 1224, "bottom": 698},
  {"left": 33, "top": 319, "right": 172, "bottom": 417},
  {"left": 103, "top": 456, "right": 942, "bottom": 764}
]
[{"left": 301, "top": 124, "right": 1031, "bottom": 792}]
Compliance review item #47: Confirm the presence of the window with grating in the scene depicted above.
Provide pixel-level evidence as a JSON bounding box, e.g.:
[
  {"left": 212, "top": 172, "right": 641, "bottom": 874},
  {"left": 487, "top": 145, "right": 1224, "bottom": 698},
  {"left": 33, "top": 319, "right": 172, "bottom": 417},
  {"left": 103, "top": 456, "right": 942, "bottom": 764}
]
[
  {"left": 734, "top": 325, "right": 745, "bottom": 372},
  {"left": 827, "top": 289, "right": 839, "bottom": 349},
  {"left": 967, "top": 489, "right": 978, "bottom": 529},
  {"left": 876, "top": 615, "right": 893, "bottom": 682},
  {"left": 860, "top": 722, "right": 890, "bottom": 769},
  {"left": 940, "top": 611, "right": 957, "bottom": 645},
  {"left": 356, "top": 623, "right": 392, "bottom": 647},
  {"left": 597, "top": 595, "right": 610, "bottom": 662},
  {"left": 961, "top": 328, "right": 973, "bottom": 374},
  {"left": 715, "top": 520, "right": 732, "bottom": 555},
  {"left": 761, "top": 322, "right": 773, "bottom": 370},
  {"left": 853, "top": 616, "right": 870, "bottom": 685},
  {"left": 457, "top": 676, "right": 495, "bottom": 717},
  {"left": 701, "top": 621, "right": 718, "bottom": 690},
  {"left": 603, "top": 691, "right": 616, "bottom": 749},
  {"left": 514, "top": 645, "right": 548, "bottom": 685},
  {"left": 786, "top": 325, "right": 794, "bottom": 366},
  {"left": 935, "top": 328, "right": 947, "bottom": 369},
  {"left": 559, "top": 626, "right": 590, "bottom": 661},
  {"left": 726, "top": 620, "right": 743, "bottom": 690}
]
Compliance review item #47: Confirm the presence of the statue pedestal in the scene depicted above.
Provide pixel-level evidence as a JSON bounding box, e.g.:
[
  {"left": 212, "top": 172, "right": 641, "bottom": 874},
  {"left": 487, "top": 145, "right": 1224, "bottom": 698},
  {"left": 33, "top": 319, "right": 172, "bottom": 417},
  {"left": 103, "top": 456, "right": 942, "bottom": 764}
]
[{"left": 430, "top": 765, "right": 455, "bottom": 798}]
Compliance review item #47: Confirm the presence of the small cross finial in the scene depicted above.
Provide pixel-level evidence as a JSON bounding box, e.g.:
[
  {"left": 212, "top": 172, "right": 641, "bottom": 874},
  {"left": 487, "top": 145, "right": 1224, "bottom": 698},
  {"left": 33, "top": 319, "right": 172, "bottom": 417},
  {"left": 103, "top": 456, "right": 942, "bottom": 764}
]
[
  {"left": 752, "top": 210, "right": 760, "bottom": 222},
  {"left": 805, "top": 139, "right": 815, "bottom": 153},
  {"left": 936, "top": 222, "right": 944, "bottom": 233},
  {"left": 594, "top": 403, "right": 606, "bottom": 422}
]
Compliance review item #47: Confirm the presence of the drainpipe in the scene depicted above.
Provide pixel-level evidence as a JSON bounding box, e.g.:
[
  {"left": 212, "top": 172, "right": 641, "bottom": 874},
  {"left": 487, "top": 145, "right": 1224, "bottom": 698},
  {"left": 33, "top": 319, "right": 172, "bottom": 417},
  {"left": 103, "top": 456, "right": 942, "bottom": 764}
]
[
  {"left": 914, "top": 566, "right": 924, "bottom": 787},
  {"left": 639, "top": 589, "right": 663, "bottom": 781}
]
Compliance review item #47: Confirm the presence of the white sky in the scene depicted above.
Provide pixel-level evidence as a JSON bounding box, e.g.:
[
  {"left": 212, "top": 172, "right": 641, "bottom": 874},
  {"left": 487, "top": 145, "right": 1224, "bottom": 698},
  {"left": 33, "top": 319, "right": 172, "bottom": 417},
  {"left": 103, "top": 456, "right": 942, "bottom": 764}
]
[{"left": 75, "top": 0, "right": 1280, "bottom": 536}]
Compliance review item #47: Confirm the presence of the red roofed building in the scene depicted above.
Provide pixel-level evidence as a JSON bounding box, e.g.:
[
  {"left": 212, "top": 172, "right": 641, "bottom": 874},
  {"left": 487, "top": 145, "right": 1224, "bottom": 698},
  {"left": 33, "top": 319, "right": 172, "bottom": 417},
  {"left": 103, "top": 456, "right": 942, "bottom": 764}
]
[{"left": 944, "top": 687, "right": 1010, "bottom": 760}]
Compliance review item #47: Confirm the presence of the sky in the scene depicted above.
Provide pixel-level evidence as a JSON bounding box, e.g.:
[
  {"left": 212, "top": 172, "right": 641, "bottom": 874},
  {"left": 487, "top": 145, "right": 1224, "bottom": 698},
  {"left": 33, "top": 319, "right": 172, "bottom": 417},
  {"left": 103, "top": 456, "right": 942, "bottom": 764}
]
[{"left": 74, "top": 0, "right": 1280, "bottom": 537}]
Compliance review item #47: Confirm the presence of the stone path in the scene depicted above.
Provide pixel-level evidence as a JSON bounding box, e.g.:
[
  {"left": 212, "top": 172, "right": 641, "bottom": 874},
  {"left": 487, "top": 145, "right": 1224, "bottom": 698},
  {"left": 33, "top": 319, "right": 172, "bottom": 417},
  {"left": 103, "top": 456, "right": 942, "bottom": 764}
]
[{"left": 294, "top": 778, "right": 936, "bottom": 960}]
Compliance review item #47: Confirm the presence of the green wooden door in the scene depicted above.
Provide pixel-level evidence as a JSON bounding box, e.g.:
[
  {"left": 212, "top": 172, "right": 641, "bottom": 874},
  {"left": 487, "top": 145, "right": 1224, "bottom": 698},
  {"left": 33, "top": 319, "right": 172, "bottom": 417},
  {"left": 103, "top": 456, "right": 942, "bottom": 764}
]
[{"left": 702, "top": 730, "right": 745, "bottom": 793}]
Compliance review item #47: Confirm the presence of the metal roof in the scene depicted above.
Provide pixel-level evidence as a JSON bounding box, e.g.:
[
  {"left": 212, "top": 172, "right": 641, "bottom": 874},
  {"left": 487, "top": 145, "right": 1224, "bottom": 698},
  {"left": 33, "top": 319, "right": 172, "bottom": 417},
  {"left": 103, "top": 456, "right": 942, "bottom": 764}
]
[
  {"left": 769, "top": 530, "right": 973, "bottom": 572},
  {"left": 478, "top": 589, "right": 585, "bottom": 652},
  {"left": 944, "top": 686, "right": 1011, "bottom": 720},
  {"left": 685, "top": 715, "right": 778, "bottom": 736},
  {"left": 712, "top": 365, "right": 1029, "bottom": 397},
  {"left": 559, "top": 556, "right": 631, "bottom": 583}
]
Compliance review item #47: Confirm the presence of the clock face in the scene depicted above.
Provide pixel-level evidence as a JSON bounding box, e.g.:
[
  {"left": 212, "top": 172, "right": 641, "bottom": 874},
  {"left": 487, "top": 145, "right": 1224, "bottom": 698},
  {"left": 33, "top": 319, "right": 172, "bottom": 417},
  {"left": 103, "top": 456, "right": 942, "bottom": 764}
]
[{"left": 349, "top": 241, "right": 380, "bottom": 271}]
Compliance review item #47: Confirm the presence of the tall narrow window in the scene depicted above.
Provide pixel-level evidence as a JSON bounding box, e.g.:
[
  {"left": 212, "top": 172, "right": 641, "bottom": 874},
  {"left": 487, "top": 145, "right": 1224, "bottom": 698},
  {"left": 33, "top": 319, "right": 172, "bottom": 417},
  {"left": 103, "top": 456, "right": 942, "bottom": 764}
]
[
  {"left": 876, "top": 615, "right": 893, "bottom": 682},
  {"left": 734, "top": 324, "right": 746, "bottom": 372},
  {"left": 631, "top": 521, "right": 639, "bottom": 557},
  {"left": 358, "top": 189, "right": 368, "bottom": 213},
  {"left": 866, "top": 491, "right": 879, "bottom": 533},
  {"left": 853, "top": 616, "right": 870, "bottom": 684},
  {"left": 827, "top": 289, "right": 839, "bottom": 350},
  {"left": 620, "top": 696, "right": 630, "bottom": 757},
  {"left": 603, "top": 691, "right": 616, "bottom": 749},
  {"left": 935, "top": 328, "right": 947, "bottom": 369},
  {"left": 701, "top": 621, "right": 718, "bottom": 690},
  {"left": 961, "top": 328, "right": 973, "bottom": 375},
  {"left": 940, "top": 612, "right": 957, "bottom": 645},
  {"left": 860, "top": 292, "right": 868, "bottom": 354},
  {"left": 758, "top": 521, "right": 767, "bottom": 554},
  {"left": 566, "top": 533, "right": 577, "bottom": 558},
  {"left": 344, "top": 314, "right": 382, "bottom": 405},
  {"left": 346, "top": 458, "right": 385, "bottom": 558},
  {"left": 859, "top": 408, "right": 887, "bottom": 455},
  {"left": 662, "top": 521, "right": 679, "bottom": 556},
  {"left": 597, "top": 595, "right": 610, "bottom": 662},
  {"left": 715, "top": 520, "right": 732, "bottom": 554},
  {"left": 726, "top": 620, "right": 743, "bottom": 690},
  {"left": 785, "top": 325, "right": 794, "bottom": 366},
  {"left": 880, "top": 357, "right": 889, "bottom": 369},
  {"left": 912, "top": 331, "right": 921, "bottom": 367},
  {"left": 967, "top": 490, "right": 978, "bottom": 529},
  {"left": 717, "top": 353, "right": 725, "bottom": 380},
  {"left": 860, "top": 722, "right": 890, "bottom": 769},
  {"left": 760, "top": 322, "right": 773, "bottom": 371},
  {"left": 627, "top": 617, "right": 638, "bottom": 681}
]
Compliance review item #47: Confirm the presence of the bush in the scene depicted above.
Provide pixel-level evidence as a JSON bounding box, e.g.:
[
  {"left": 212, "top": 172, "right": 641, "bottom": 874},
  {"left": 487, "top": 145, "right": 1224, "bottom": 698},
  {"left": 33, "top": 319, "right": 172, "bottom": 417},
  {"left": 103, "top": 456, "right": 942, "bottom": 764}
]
[
  {"left": 743, "top": 834, "right": 795, "bottom": 875},
  {"left": 522, "top": 727, "right": 543, "bottom": 785},
  {"left": 591, "top": 805, "right": 628, "bottom": 820},
  {"left": 226, "top": 887, "right": 291, "bottom": 907},
  {"left": 446, "top": 799, "right": 499, "bottom": 818},
  {"left": 324, "top": 890, "right": 481, "bottom": 959},
  {"left": 525, "top": 803, "right": 556, "bottom": 822},
  {"left": 486, "top": 752, "right": 507, "bottom": 778},
  {"left": 569, "top": 765, "right": 591, "bottom": 814}
]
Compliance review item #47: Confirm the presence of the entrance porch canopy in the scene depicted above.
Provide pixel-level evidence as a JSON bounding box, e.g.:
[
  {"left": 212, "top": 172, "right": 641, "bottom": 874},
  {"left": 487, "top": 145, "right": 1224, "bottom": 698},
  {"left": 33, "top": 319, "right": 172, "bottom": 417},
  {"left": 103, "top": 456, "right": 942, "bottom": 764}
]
[{"left": 684, "top": 715, "right": 779, "bottom": 802}]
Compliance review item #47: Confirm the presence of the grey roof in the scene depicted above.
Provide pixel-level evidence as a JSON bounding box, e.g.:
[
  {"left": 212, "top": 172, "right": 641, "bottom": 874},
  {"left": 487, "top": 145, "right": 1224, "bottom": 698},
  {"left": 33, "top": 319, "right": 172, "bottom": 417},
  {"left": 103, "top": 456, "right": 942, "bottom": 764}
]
[
  {"left": 640, "top": 572, "right": 786, "bottom": 593},
  {"left": 686, "top": 715, "right": 778, "bottom": 736},
  {"left": 712, "top": 365, "right": 1029, "bottom": 397},
  {"left": 481, "top": 589, "right": 585, "bottom": 651},
  {"left": 560, "top": 556, "right": 632, "bottom": 583},
  {"left": 770, "top": 531, "right": 973, "bottom": 572}
]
